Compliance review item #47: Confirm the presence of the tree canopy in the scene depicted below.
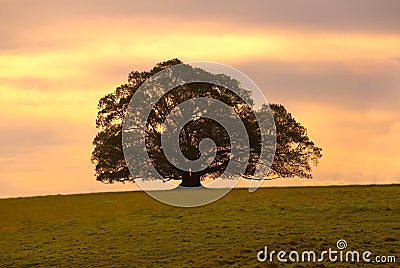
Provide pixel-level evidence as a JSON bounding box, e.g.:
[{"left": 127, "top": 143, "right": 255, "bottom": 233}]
[{"left": 91, "top": 59, "right": 322, "bottom": 187}]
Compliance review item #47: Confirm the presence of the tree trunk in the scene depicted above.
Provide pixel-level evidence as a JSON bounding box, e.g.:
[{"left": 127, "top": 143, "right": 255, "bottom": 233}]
[{"left": 179, "top": 173, "right": 202, "bottom": 187}]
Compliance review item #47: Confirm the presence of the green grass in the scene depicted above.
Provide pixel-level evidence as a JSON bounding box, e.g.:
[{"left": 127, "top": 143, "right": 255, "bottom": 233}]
[{"left": 0, "top": 185, "right": 399, "bottom": 267}]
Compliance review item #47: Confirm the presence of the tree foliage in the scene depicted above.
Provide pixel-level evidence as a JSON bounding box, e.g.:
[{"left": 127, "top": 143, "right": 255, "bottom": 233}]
[{"left": 91, "top": 59, "right": 322, "bottom": 186}]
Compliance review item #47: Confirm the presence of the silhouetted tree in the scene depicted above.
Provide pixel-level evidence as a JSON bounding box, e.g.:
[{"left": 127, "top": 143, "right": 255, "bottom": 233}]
[{"left": 91, "top": 59, "right": 322, "bottom": 187}]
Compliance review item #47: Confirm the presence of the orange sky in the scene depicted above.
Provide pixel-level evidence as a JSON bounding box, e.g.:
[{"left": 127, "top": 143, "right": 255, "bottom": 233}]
[{"left": 1, "top": 0, "right": 400, "bottom": 197}]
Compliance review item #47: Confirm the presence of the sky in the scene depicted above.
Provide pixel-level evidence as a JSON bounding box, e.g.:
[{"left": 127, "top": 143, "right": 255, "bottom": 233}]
[{"left": 1, "top": 0, "right": 399, "bottom": 198}]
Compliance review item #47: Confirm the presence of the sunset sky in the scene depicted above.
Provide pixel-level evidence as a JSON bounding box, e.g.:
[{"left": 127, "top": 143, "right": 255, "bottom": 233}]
[{"left": 1, "top": 0, "right": 400, "bottom": 198}]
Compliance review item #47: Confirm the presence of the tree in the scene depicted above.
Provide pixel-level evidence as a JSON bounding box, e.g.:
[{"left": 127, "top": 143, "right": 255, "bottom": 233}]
[{"left": 91, "top": 59, "right": 322, "bottom": 187}]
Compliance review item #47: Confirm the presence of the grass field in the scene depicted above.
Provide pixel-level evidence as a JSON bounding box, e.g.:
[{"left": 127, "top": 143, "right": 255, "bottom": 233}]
[{"left": 0, "top": 185, "right": 399, "bottom": 267}]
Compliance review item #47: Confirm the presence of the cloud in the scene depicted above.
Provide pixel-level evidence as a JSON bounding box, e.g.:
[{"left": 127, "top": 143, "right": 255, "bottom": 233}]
[
  {"left": 0, "top": 115, "right": 94, "bottom": 158},
  {"left": 235, "top": 59, "right": 400, "bottom": 112},
  {"left": 276, "top": 103, "right": 400, "bottom": 184},
  {"left": 0, "top": 144, "right": 138, "bottom": 198},
  {"left": 2, "top": 0, "right": 400, "bottom": 54},
  {"left": 2, "top": 0, "right": 400, "bottom": 43}
]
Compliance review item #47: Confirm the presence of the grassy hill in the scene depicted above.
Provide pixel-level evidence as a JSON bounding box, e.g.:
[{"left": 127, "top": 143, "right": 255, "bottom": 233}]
[{"left": 0, "top": 185, "right": 399, "bottom": 267}]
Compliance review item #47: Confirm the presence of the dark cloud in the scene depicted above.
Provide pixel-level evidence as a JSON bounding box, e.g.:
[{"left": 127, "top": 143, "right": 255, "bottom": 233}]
[
  {"left": 0, "top": 123, "right": 59, "bottom": 157},
  {"left": 0, "top": 118, "right": 91, "bottom": 158},
  {"left": 234, "top": 60, "right": 400, "bottom": 111},
  {"left": 1, "top": 0, "right": 400, "bottom": 50}
]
